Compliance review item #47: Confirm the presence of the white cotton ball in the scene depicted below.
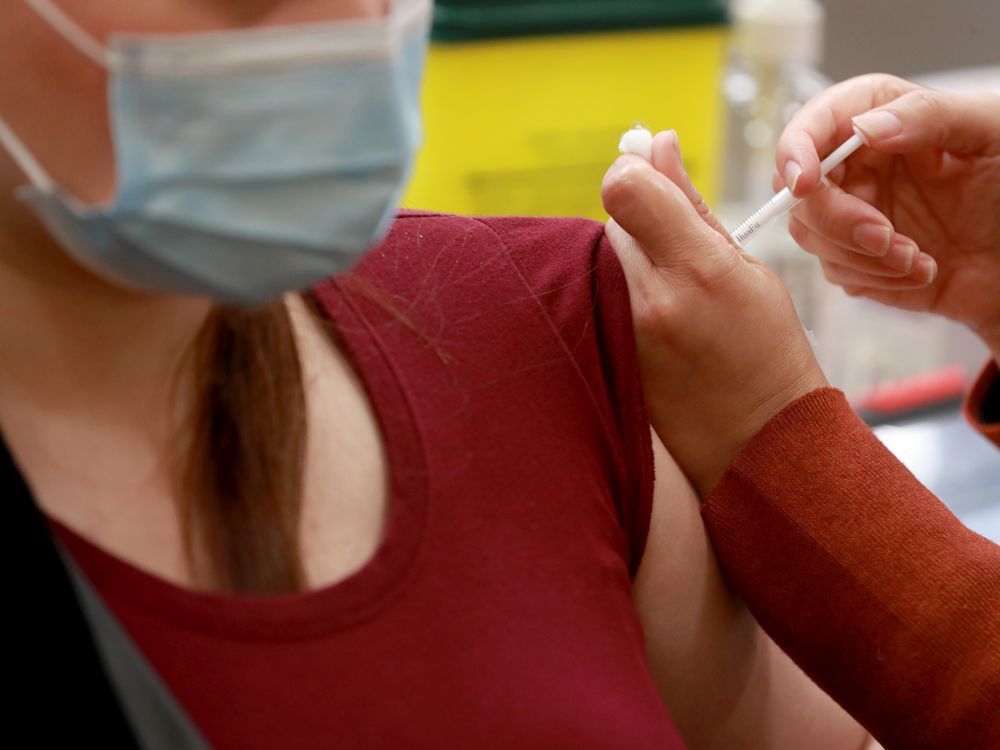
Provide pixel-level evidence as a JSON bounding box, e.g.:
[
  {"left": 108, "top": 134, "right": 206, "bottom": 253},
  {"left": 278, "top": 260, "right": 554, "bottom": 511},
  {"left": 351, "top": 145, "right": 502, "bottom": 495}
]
[{"left": 618, "top": 126, "right": 653, "bottom": 162}]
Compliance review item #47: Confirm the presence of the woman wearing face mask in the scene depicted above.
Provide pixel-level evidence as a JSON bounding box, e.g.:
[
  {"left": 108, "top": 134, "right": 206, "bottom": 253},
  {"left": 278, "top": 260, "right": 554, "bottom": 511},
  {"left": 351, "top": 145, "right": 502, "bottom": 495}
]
[
  {"left": 1, "top": 1, "right": 879, "bottom": 748},
  {"left": 600, "top": 76, "right": 999, "bottom": 750}
]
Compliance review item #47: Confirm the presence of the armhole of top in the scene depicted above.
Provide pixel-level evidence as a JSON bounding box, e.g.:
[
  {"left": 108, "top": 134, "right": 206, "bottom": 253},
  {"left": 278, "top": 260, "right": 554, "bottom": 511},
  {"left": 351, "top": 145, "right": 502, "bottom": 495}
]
[
  {"left": 591, "top": 231, "right": 655, "bottom": 578},
  {"left": 478, "top": 214, "right": 655, "bottom": 578}
]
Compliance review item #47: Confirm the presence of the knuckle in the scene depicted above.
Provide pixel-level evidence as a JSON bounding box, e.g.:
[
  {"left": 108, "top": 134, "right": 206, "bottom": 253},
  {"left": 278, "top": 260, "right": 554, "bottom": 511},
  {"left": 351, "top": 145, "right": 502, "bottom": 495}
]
[
  {"left": 785, "top": 139, "right": 816, "bottom": 166},
  {"left": 601, "top": 158, "right": 647, "bottom": 210},
  {"left": 813, "top": 194, "right": 847, "bottom": 239},
  {"left": 787, "top": 217, "right": 809, "bottom": 245},
  {"left": 843, "top": 285, "right": 867, "bottom": 298},
  {"left": 981, "top": 91, "right": 1000, "bottom": 112},
  {"left": 901, "top": 87, "right": 946, "bottom": 121},
  {"left": 859, "top": 72, "right": 906, "bottom": 93},
  {"left": 677, "top": 245, "right": 744, "bottom": 292},
  {"left": 776, "top": 124, "right": 815, "bottom": 163},
  {"left": 837, "top": 246, "right": 859, "bottom": 266},
  {"left": 852, "top": 73, "right": 915, "bottom": 105},
  {"left": 632, "top": 294, "right": 679, "bottom": 337}
]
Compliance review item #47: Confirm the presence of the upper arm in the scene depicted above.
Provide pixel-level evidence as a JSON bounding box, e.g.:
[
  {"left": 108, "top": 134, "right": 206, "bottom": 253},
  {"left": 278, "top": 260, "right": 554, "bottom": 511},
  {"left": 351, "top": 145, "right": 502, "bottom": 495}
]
[
  {"left": 473, "top": 214, "right": 869, "bottom": 747},
  {"left": 632, "top": 430, "right": 868, "bottom": 750}
]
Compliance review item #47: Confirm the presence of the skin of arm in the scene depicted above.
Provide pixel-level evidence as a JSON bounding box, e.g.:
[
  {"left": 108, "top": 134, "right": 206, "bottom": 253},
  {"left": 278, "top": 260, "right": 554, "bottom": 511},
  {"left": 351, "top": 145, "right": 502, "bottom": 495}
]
[
  {"left": 632, "top": 431, "right": 871, "bottom": 750},
  {"left": 0, "top": 5, "right": 888, "bottom": 745},
  {"left": 602, "top": 111, "right": 994, "bottom": 750}
]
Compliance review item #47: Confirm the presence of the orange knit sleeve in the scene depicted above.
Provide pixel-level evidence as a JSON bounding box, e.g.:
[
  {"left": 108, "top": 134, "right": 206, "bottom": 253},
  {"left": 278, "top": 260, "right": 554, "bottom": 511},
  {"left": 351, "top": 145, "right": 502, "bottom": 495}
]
[{"left": 701, "top": 388, "right": 1000, "bottom": 750}]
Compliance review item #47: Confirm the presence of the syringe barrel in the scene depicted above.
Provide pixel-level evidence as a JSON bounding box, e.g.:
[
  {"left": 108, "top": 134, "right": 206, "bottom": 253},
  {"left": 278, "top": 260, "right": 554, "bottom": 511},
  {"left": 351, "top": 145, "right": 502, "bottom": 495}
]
[
  {"left": 730, "top": 128, "right": 866, "bottom": 248},
  {"left": 731, "top": 188, "right": 798, "bottom": 247}
]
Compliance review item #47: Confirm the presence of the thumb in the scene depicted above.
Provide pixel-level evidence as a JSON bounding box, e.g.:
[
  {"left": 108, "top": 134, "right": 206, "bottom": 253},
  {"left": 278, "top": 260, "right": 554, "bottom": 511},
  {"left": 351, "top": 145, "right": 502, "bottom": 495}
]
[
  {"left": 601, "top": 155, "right": 736, "bottom": 274},
  {"left": 852, "top": 89, "right": 1000, "bottom": 156},
  {"left": 651, "top": 130, "right": 741, "bottom": 250}
]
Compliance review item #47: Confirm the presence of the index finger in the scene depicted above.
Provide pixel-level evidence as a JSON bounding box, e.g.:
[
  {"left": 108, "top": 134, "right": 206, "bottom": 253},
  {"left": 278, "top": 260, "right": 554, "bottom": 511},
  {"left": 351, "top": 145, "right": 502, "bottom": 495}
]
[{"left": 777, "top": 74, "right": 915, "bottom": 197}]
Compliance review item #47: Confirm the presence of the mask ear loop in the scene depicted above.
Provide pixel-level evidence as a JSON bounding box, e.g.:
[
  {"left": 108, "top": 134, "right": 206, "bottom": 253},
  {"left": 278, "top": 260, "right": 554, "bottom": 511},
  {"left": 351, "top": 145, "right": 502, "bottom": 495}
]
[
  {"left": 2, "top": 2, "right": 113, "bottom": 193},
  {"left": 22, "top": 0, "right": 111, "bottom": 68},
  {"left": 0, "top": 117, "right": 56, "bottom": 192}
]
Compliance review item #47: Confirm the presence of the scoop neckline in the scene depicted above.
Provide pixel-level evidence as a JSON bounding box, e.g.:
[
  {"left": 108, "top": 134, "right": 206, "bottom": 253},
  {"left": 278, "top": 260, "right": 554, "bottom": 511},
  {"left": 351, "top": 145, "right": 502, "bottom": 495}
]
[{"left": 42, "top": 278, "right": 430, "bottom": 642}]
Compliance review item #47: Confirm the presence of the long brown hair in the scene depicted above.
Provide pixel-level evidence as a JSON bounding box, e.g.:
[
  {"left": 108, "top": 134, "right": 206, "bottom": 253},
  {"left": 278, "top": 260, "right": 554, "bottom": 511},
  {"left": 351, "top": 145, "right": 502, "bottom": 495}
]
[
  {"left": 173, "top": 280, "right": 432, "bottom": 594},
  {"left": 177, "top": 301, "right": 307, "bottom": 594}
]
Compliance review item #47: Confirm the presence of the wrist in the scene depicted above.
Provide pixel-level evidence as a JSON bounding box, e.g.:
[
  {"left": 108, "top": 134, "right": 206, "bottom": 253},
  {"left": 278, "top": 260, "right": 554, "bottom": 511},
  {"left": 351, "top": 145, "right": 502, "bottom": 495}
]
[
  {"left": 669, "top": 367, "right": 829, "bottom": 498},
  {"left": 744, "top": 367, "right": 829, "bottom": 433}
]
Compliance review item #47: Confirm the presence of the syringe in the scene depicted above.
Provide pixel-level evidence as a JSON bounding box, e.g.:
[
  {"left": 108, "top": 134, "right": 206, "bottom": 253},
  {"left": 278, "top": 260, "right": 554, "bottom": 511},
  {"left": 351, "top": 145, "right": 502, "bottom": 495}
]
[{"left": 730, "top": 128, "right": 868, "bottom": 248}]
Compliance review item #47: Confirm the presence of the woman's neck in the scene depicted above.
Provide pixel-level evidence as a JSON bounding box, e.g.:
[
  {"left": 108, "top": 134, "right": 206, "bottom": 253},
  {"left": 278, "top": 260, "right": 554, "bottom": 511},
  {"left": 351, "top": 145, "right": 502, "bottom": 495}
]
[{"left": 0, "top": 195, "right": 211, "bottom": 434}]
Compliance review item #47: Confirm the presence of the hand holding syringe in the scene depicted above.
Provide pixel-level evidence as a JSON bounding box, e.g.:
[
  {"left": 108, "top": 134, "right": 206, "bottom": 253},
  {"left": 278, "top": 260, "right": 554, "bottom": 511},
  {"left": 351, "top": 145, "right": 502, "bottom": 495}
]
[
  {"left": 618, "top": 125, "right": 868, "bottom": 249},
  {"left": 730, "top": 129, "right": 868, "bottom": 247}
]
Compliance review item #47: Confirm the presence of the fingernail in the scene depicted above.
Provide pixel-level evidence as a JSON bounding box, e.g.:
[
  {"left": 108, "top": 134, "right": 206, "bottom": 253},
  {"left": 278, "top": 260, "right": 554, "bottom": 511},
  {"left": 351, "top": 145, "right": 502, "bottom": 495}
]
[
  {"left": 668, "top": 129, "right": 681, "bottom": 157},
  {"left": 915, "top": 255, "right": 938, "bottom": 283},
  {"left": 882, "top": 237, "right": 916, "bottom": 272},
  {"left": 785, "top": 161, "right": 802, "bottom": 194},
  {"left": 852, "top": 223, "right": 893, "bottom": 256},
  {"left": 852, "top": 110, "right": 904, "bottom": 141}
]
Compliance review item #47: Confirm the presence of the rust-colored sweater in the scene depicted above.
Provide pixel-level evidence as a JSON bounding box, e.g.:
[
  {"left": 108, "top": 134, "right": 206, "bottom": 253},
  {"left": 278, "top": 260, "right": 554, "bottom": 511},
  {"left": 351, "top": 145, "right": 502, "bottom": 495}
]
[{"left": 702, "top": 361, "right": 1000, "bottom": 749}]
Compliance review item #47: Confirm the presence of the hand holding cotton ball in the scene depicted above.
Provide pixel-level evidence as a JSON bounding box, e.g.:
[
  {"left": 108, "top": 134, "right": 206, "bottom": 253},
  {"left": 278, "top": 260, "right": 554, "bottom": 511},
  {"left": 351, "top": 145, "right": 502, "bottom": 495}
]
[
  {"left": 618, "top": 126, "right": 654, "bottom": 163},
  {"left": 612, "top": 125, "right": 820, "bottom": 350}
]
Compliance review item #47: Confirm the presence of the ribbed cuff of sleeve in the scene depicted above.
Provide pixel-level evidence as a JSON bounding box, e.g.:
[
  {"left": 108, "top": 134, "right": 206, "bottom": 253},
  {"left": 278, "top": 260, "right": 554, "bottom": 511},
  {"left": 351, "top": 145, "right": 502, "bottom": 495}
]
[
  {"left": 705, "top": 387, "right": 855, "bottom": 504},
  {"left": 699, "top": 386, "right": 1000, "bottom": 749}
]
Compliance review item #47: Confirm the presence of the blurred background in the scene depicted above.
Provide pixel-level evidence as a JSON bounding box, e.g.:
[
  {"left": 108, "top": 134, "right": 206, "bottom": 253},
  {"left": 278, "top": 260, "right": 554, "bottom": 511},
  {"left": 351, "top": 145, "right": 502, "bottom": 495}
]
[{"left": 401, "top": 0, "right": 1000, "bottom": 539}]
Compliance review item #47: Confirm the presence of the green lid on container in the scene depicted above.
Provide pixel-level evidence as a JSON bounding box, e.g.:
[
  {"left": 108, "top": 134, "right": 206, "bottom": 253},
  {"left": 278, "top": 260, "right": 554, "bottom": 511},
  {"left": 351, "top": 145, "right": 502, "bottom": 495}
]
[{"left": 431, "top": 0, "right": 730, "bottom": 41}]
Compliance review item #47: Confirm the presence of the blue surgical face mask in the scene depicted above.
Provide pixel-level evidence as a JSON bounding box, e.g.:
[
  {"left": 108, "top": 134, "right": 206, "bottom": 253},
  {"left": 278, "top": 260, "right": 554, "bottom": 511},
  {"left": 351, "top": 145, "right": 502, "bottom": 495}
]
[{"left": 0, "top": 0, "right": 431, "bottom": 304}]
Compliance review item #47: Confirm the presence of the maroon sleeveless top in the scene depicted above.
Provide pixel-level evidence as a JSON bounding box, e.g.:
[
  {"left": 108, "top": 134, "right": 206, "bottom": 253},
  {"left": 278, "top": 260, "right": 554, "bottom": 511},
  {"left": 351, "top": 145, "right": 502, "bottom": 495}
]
[{"left": 52, "top": 212, "right": 683, "bottom": 749}]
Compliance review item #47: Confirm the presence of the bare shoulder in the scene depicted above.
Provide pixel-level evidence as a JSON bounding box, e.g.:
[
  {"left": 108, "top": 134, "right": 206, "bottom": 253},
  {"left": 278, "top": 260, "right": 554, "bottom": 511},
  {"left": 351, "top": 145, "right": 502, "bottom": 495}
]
[{"left": 633, "top": 431, "right": 868, "bottom": 750}]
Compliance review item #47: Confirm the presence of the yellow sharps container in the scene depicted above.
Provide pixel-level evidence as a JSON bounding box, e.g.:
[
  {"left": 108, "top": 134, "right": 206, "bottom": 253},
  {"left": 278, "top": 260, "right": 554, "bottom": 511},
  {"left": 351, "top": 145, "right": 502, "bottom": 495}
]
[{"left": 403, "top": 1, "right": 729, "bottom": 220}]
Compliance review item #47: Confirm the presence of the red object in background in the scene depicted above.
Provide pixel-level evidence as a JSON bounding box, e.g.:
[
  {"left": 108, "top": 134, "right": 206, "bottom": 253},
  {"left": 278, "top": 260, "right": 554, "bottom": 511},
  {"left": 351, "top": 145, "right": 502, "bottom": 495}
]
[{"left": 855, "top": 365, "right": 969, "bottom": 417}]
